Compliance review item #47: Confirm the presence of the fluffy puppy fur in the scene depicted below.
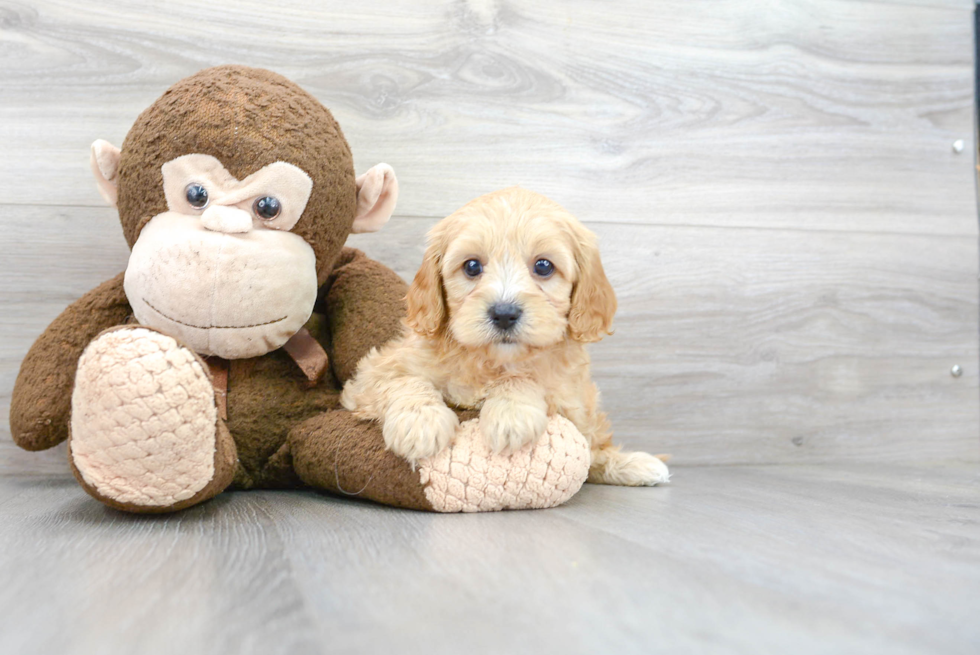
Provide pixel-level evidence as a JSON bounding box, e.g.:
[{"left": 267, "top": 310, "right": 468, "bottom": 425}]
[{"left": 342, "top": 187, "right": 669, "bottom": 486}]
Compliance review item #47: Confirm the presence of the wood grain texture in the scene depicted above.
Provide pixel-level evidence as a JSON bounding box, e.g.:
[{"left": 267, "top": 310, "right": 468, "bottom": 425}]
[
  {"left": 0, "top": 464, "right": 977, "bottom": 655},
  {"left": 1, "top": 0, "right": 978, "bottom": 473},
  {"left": 362, "top": 218, "right": 980, "bottom": 465},
  {"left": 3, "top": 208, "right": 977, "bottom": 474},
  {"left": 0, "top": 0, "right": 975, "bottom": 235}
]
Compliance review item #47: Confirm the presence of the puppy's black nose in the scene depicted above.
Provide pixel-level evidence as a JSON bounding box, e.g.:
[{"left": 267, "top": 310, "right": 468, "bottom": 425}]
[{"left": 488, "top": 303, "right": 523, "bottom": 331}]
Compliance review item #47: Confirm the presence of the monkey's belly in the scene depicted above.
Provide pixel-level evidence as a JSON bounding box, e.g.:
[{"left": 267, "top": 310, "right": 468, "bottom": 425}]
[{"left": 224, "top": 348, "right": 343, "bottom": 488}]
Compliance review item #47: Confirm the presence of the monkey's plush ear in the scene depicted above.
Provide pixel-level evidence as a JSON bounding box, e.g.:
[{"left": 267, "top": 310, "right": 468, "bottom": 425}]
[
  {"left": 352, "top": 163, "right": 398, "bottom": 233},
  {"left": 90, "top": 139, "right": 122, "bottom": 207}
]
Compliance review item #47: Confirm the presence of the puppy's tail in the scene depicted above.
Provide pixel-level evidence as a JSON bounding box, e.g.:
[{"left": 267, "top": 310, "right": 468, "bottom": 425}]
[{"left": 588, "top": 445, "right": 671, "bottom": 486}]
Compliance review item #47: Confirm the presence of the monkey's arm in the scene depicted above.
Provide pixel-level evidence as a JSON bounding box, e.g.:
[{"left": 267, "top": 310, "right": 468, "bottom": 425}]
[
  {"left": 322, "top": 247, "right": 407, "bottom": 385},
  {"left": 10, "top": 272, "right": 132, "bottom": 451}
]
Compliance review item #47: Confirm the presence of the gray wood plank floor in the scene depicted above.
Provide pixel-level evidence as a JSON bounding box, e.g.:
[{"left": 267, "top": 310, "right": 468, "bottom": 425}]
[{"left": 1, "top": 464, "right": 977, "bottom": 655}]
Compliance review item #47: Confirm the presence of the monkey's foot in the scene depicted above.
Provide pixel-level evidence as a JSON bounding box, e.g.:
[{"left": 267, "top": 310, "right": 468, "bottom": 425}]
[
  {"left": 69, "top": 326, "right": 237, "bottom": 513},
  {"left": 289, "top": 412, "right": 590, "bottom": 513},
  {"left": 418, "top": 415, "right": 591, "bottom": 512}
]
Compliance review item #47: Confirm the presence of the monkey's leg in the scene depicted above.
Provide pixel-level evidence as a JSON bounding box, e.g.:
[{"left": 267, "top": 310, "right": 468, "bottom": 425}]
[
  {"left": 287, "top": 410, "right": 591, "bottom": 512},
  {"left": 68, "top": 326, "right": 237, "bottom": 513}
]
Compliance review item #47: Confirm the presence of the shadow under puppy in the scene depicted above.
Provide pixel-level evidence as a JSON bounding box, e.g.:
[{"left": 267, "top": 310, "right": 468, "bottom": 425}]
[{"left": 342, "top": 187, "right": 669, "bottom": 486}]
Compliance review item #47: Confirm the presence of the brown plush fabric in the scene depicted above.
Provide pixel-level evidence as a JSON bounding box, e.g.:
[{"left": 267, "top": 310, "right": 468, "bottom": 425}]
[
  {"left": 224, "top": 250, "right": 407, "bottom": 489},
  {"left": 225, "top": 346, "right": 342, "bottom": 489},
  {"left": 116, "top": 65, "right": 357, "bottom": 285},
  {"left": 9, "top": 273, "right": 131, "bottom": 451},
  {"left": 323, "top": 247, "right": 409, "bottom": 384},
  {"left": 288, "top": 410, "right": 435, "bottom": 511}
]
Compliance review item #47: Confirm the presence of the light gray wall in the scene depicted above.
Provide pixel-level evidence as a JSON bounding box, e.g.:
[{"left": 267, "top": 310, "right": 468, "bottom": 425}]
[{"left": 2, "top": 0, "right": 977, "bottom": 474}]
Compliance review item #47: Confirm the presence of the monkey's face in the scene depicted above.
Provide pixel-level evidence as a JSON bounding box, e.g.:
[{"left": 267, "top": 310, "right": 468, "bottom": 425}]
[{"left": 123, "top": 154, "right": 318, "bottom": 359}]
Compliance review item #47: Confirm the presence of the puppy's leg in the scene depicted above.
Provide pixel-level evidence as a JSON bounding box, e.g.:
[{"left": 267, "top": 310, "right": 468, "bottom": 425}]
[
  {"left": 480, "top": 380, "right": 549, "bottom": 453},
  {"left": 565, "top": 384, "right": 670, "bottom": 486},
  {"left": 380, "top": 377, "right": 459, "bottom": 464},
  {"left": 342, "top": 354, "right": 457, "bottom": 465}
]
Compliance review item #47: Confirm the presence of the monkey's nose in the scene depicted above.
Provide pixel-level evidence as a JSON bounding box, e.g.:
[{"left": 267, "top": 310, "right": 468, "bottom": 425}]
[
  {"left": 488, "top": 302, "right": 523, "bottom": 331},
  {"left": 200, "top": 205, "right": 253, "bottom": 234}
]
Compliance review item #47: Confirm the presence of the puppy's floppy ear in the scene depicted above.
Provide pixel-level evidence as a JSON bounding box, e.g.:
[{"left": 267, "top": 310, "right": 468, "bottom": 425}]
[
  {"left": 405, "top": 238, "right": 446, "bottom": 337},
  {"left": 568, "top": 230, "right": 617, "bottom": 343}
]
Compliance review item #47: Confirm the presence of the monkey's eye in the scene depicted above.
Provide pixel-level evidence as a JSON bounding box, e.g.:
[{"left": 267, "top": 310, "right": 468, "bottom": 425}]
[
  {"left": 253, "top": 196, "right": 281, "bottom": 220},
  {"left": 463, "top": 259, "right": 483, "bottom": 278},
  {"left": 185, "top": 184, "right": 209, "bottom": 209},
  {"left": 533, "top": 259, "right": 555, "bottom": 277}
]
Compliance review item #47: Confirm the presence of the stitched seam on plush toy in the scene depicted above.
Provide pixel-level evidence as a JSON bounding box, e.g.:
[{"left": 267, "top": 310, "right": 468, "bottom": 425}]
[{"left": 143, "top": 298, "right": 287, "bottom": 330}]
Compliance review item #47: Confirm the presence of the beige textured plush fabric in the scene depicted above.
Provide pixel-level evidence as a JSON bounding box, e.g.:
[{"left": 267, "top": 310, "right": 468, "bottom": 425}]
[
  {"left": 70, "top": 328, "right": 217, "bottom": 506},
  {"left": 161, "top": 155, "right": 314, "bottom": 233},
  {"left": 418, "top": 415, "right": 590, "bottom": 512},
  {"left": 351, "top": 163, "right": 398, "bottom": 234},
  {"left": 125, "top": 213, "right": 318, "bottom": 358}
]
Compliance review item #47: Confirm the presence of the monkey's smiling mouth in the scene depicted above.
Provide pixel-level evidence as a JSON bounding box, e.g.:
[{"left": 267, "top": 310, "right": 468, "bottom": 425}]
[{"left": 143, "top": 298, "right": 288, "bottom": 330}]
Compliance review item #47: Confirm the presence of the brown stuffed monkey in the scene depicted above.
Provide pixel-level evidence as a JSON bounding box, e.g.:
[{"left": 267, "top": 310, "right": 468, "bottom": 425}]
[{"left": 9, "top": 66, "right": 589, "bottom": 513}]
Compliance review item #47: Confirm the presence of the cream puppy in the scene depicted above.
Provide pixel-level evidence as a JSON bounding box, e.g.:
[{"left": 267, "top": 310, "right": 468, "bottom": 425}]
[{"left": 342, "top": 187, "right": 669, "bottom": 486}]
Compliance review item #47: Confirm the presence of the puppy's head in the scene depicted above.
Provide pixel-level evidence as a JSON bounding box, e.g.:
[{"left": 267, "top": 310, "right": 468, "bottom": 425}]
[{"left": 406, "top": 187, "right": 616, "bottom": 358}]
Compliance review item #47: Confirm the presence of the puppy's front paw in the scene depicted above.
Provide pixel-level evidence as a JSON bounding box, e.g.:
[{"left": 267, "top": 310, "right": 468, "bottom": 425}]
[
  {"left": 479, "top": 394, "right": 549, "bottom": 454},
  {"left": 382, "top": 401, "right": 459, "bottom": 464}
]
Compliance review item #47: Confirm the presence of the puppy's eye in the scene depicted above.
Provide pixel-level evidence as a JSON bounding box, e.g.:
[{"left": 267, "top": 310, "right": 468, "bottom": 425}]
[
  {"left": 253, "top": 196, "right": 281, "bottom": 220},
  {"left": 533, "top": 259, "right": 554, "bottom": 277},
  {"left": 185, "top": 184, "right": 209, "bottom": 209},
  {"left": 463, "top": 259, "right": 483, "bottom": 278}
]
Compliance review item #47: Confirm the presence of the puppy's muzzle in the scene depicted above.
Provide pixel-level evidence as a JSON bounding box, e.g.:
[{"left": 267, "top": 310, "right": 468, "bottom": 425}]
[{"left": 488, "top": 302, "right": 522, "bottom": 332}]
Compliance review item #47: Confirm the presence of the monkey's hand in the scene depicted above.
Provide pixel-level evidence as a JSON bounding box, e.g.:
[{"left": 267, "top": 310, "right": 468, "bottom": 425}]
[
  {"left": 10, "top": 273, "right": 132, "bottom": 451},
  {"left": 323, "top": 247, "right": 407, "bottom": 385}
]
